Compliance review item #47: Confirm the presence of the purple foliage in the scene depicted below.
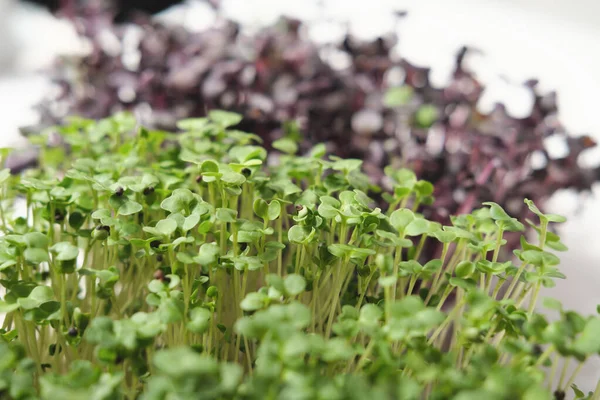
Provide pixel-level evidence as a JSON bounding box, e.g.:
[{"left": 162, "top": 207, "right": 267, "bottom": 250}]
[{"left": 31, "top": 4, "right": 600, "bottom": 245}]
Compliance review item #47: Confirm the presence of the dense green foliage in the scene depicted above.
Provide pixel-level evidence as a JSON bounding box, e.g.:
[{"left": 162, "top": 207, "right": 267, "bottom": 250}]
[{"left": 0, "top": 111, "right": 598, "bottom": 399}]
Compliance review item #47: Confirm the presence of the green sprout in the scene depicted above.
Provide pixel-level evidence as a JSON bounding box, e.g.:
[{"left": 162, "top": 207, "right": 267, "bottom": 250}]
[{"left": 0, "top": 111, "right": 597, "bottom": 399}]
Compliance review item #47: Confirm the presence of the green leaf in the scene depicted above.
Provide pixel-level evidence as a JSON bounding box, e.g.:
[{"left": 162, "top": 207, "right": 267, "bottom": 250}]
[
  {"left": 266, "top": 274, "right": 285, "bottom": 292},
  {"left": 546, "top": 213, "right": 567, "bottom": 223},
  {"left": 0, "top": 259, "right": 17, "bottom": 271},
  {"left": 321, "top": 338, "right": 355, "bottom": 362},
  {"left": 423, "top": 259, "right": 442, "bottom": 273},
  {"left": 272, "top": 137, "right": 298, "bottom": 155},
  {"left": 414, "top": 104, "right": 438, "bottom": 128},
  {"left": 0, "top": 300, "right": 20, "bottom": 313},
  {"left": 148, "top": 279, "right": 166, "bottom": 294},
  {"left": 200, "top": 160, "right": 220, "bottom": 173},
  {"left": 317, "top": 203, "right": 339, "bottom": 219},
  {"left": 118, "top": 200, "right": 142, "bottom": 216},
  {"left": 91, "top": 209, "right": 111, "bottom": 220},
  {"left": 50, "top": 242, "right": 79, "bottom": 261},
  {"left": 431, "top": 230, "right": 457, "bottom": 243},
  {"left": 309, "top": 143, "right": 326, "bottom": 158},
  {"left": 240, "top": 292, "right": 267, "bottom": 311},
  {"left": 267, "top": 200, "right": 281, "bottom": 221},
  {"left": 519, "top": 249, "right": 560, "bottom": 267},
  {"left": 288, "top": 226, "right": 315, "bottom": 244},
  {"left": 24, "top": 232, "right": 49, "bottom": 249},
  {"left": 155, "top": 219, "right": 178, "bottom": 236},
  {"left": 524, "top": 198, "right": 543, "bottom": 217},
  {"left": 187, "top": 307, "right": 212, "bottom": 334},
  {"left": 160, "top": 188, "right": 195, "bottom": 213},
  {"left": 220, "top": 171, "right": 246, "bottom": 185},
  {"left": 24, "top": 248, "right": 50, "bottom": 263},
  {"left": 455, "top": 261, "right": 475, "bottom": 278},
  {"left": 216, "top": 208, "right": 237, "bottom": 223},
  {"left": 383, "top": 85, "right": 413, "bottom": 107},
  {"left": 158, "top": 297, "right": 184, "bottom": 324},
  {"left": 571, "top": 384, "right": 586, "bottom": 399},
  {"left": 542, "top": 297, "right": 563, "bottom": 311},
  {"left": 196, "top": 243, "right": 220, "bottom": 266},
  {"left": 449, "top": 277, "right": 477, "bottom": 291},
  {"left": 328, "top": 244, "right": 354, "bottom": 258},
  {"left": 390, "top": 209, "right": 414, "bottom": 233},
  {"left": 233, "top": 256, "right": 262, "bottom": 271},
  {"left": 153, "top": 347, "right": 218, "bottom": 377},
  {"left": 359, "top": 304, "right": 383, "bottom": 327},
  {"left": 0, "top": 168, "right": 11, "bottom": 184},
  {"left": 220, "top": 363, "right": 243, "bottom": 392},
  {"left": 284, "top": 274, "right": 306, "bottom": 296},
  {"left": 501, "top": 217, "right": 525, "bottom": 232},
  {"left": 483, "top": 202, "right": 512, "bottom": 221},
  {"left": 18, "top": 286, "right": 54, "bottom": 310},
  {"left": 182, "top": 214, "right": 200, "bottom": 231},
  {"left": 68, "top": 212, "right": 86, "bottom": 230},
  {"left": 522, "top": 385, "right": 553, "bottom": 400},
  {"left": 331, "top": 158, "right": 363, "bottom": 173},
  {"left": 378, "top": 276, "right": 397, "bottom": 288},
  {"left": 524, "top": 198, "right": 565, "bottom": 224},
  {"left": 405, "top": 218, "right": 430, "bottom": 236},
  {"left": 253, "top": 199, "right": 268, "bottom": 220},
  {"left": 209, "top": 110, "right": 243, "bottom": 127},
  {"left": 229, "top": 145, "right": 267, "bottom": 166},
  {"left": 573, "top": 318, "right": 600, "bottom": 354},
  {"left": 177, "top": 117, "right": 209, "bottom": 131},
  {"left": 414, "top": 180, "right": 434, "bottom": 196}
]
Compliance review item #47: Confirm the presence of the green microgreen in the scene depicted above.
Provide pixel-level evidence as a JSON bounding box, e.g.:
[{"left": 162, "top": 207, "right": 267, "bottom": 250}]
[{"left": 0, "top": 111, "right": 597, "bottom": 399}]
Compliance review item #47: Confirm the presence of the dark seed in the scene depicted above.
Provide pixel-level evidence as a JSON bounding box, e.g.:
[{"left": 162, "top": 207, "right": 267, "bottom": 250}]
[
  {"left": 97, "top": 225, "right": 110, "bottom": 233},
  {"left": 156, "top": 254, "right": 163, "bottom": 262},
  {"left": 150, "top": 240, "right": 161, "bottom": 249},
  {"left": 54, "top": 210, "right": 65, "bottom": 221},
  {"left": 195, "top": 175, "right": 202, "bottom": 183},
  {"left": 115, "top": 186, "right": 124, "bottom": 196},
  {"left": 143, "top": 186, "right": 155, "bottom": 195},
  {"left": 553, "top": 390, "right": 565, "bottom": 400},
  {"left": 295, "top": 205, "right": 303, "bottom": 212},
  {"left": 241, "top": 168, "right": 251, "bottom": 177},
  {"left": 67, "top": 327, "right": 78, "bottom": 337}
]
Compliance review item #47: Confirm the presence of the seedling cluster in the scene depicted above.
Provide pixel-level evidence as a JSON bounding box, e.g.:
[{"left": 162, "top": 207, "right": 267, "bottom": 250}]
[{"left": 0, "top": 111, "right": 599, "bottom": 399}]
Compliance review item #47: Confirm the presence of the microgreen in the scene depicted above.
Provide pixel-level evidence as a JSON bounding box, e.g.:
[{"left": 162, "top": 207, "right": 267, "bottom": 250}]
[{"left": 0, "top": 111, "right": 598, "bottom": 399}]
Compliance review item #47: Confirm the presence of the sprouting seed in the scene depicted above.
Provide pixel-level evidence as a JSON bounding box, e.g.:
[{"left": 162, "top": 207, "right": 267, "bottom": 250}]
[
  {"left": 153, "top": 269, "right": 165, "bottom": 281},
  {"left": 93, "top": 225, "right": 110, "bottom": 240}
]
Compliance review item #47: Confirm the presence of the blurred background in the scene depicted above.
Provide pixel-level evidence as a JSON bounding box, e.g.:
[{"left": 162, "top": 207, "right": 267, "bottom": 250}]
[{"left": 1, "top": 0, "right": 600, "bottom": 391}]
